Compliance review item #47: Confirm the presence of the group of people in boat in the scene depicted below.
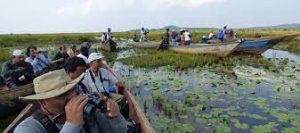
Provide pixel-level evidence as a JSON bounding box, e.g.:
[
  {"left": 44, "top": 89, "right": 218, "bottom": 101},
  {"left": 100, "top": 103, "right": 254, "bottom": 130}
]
[
  {"left": 131, "top": 25, "right": 240, "bottom": 50},
  {"left": 1, "top": 42, "right": 137, "bottom": 132}
]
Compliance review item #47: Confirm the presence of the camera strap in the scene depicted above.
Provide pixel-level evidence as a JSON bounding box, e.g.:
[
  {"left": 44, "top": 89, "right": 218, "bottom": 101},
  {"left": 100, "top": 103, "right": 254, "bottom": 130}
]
[
  {"left": 32, "top": 110, "right": 60, "bottom": 133},
  {"left": 89, "top": 70, "right": 110, "bottom": 97}
]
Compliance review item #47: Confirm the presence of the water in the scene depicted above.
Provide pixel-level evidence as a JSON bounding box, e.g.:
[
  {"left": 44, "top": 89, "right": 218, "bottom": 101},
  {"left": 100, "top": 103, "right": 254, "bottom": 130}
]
[
  {"left": 115, "top": 62, "right": 300, "bottom": 132},
  {"left": 263, "top": 49, "right": 300, "bottom": 63},
  {"left": 111, "top": 48, "right": 300, "bottom": 132}
]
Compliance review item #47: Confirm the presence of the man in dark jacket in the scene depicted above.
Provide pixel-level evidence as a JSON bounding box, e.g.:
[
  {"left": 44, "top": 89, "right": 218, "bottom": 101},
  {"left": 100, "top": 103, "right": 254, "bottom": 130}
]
[
  {"left": 52, "top": 45, "right": 69, "bottom": 69},
  {"left": 2, "top": 50, "right": 34, "bottom": 87}
]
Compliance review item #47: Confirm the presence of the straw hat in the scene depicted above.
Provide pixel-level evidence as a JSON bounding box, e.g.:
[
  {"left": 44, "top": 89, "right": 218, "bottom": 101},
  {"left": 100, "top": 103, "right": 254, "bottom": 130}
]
[{"left": 20, "top": 69, "right": 84, "bottom": 100}]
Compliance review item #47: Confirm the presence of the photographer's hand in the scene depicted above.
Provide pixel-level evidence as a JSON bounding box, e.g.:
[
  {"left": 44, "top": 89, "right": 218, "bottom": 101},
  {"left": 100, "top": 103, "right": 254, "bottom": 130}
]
[
  {"left": 65, "top": 95, "right": 88, "bottom": 126},
  {"left": 106, "top": 99, "right": 119, "bottom": 119}
]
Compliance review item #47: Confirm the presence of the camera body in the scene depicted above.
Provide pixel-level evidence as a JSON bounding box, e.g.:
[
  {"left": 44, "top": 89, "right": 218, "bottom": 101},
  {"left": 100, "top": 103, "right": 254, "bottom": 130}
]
[{"left": 84, "top": 93, "right": 106, "bottom": 116}]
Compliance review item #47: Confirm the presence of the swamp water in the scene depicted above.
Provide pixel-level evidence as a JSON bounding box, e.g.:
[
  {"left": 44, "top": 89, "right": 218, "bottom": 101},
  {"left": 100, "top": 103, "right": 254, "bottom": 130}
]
[
  {"left": 1, "top": 43, "right": 300, "bottom": 133},
  {"left": 112, "top": 48, "right": 300, "bottom": 132}
]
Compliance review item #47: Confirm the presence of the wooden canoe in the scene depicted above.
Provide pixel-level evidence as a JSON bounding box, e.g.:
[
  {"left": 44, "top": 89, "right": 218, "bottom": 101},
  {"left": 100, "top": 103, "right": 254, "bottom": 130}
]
[
  {"left": 234, "top": 34, "right": 300, "bottom": 55},
  {"left": 100, "top": 40, "right": 117, "bottom": 52},
  {"left": 0, "top": 84, "right": 34, "bottom": 118},
  {"left": 169, "top": 43, "right": 240, "bottom": 57},
  {"left": 133, "top": 41, "right": 160, "bottom": 49},
  {"left": 3, "top": 87, "right": 154, "bottom": 133}
]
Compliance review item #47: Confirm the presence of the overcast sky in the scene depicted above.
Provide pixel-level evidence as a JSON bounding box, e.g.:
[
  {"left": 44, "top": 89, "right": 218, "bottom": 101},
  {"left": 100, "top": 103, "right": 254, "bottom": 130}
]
[{"left": 0, "top": 0, "right": 299, "bottom": 34}]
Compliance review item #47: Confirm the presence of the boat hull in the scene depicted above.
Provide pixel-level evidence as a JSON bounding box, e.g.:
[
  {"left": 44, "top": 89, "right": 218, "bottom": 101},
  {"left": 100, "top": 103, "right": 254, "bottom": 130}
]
[
  {"left": 235, "top": 34, "right": 299, "bottom": 55},
  {"left": 101, "top": 40, "right": 117, "bottom": 52},
  {"left": 169, "top": 43, "right": 240, "bottom": 57},
  {"left": 0, "top": 84, "right": 34, "bottom": 118}
]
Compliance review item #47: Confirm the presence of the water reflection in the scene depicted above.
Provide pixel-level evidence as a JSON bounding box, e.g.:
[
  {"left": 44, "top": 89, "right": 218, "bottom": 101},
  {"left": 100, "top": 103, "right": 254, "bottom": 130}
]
[{"left": 263, "top": 49, "right": 300, "bottom": 63}]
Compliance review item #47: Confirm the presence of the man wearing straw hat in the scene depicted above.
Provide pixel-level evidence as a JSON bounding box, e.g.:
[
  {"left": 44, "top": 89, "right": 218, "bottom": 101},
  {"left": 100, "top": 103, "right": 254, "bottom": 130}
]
[{"left": 14, "top": 69, "right": 127, "bottom": 133}]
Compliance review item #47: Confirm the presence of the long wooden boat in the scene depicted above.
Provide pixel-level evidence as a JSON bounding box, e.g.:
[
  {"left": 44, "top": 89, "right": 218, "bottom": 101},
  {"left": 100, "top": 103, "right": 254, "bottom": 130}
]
[
  {"left": 168, "top": 43, "right": 240, "bottom": 57},
  {"left": 3, "top": 85, "right": 154, "bottom": 133},
  {"left": 234, "top": 34, "right": 299, "bottom": 55},
  {"left": 0, "top": 84, "right": 34, "bottom": 118},
  {"left": 133, "top": 41, "right": 160, "bottom": 49},
  {"left": 100, "top": 40, "right": 117, "bottom": 52}
]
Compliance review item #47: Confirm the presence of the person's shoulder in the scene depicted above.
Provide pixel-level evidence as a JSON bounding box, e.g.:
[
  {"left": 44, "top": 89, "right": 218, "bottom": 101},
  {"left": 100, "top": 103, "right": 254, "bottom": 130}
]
[
  {"left": 99, "top": 68, "right": 110, "bottom": 73},
  {"left": 14, "top": 116, "right": 46, "bottom": 133},
  {"left": 3, "top": 60, "right": 12, "bottom": 65}
]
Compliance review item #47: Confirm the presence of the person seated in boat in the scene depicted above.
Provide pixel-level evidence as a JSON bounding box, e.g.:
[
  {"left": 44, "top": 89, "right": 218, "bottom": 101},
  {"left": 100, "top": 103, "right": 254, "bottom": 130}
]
[
  {"left": 77, "top": 46, "right": 89, "bottom": 64},
  {"left": 25, "top": 46, "right": 52, "bottom": 76},
  {"left": 65, "top": 57, "right": 88, "bottom": 94},
  {"left": 52, "top": 45, "right": 70, "bottom": 70},
  {"left": 101, "top": 33, "right": 106, "bottom": 43},
  {"left": 65, "top": 56, "right": 130, "bottom": 119},
  {"left": 201, "top": 35, "right": 209, "bottom": 43},
  {"left": 208, "top": 31, "right": 215, "bottom": 40},
  {"left": 14, "top": 69, "right": 127, "bottom": 133},
  {"left": 82, "top": 53, "right": 127, "bottom": 95},
  {"left": 133, "top": 33, "right": 139, "bottom": 42},
  {"left": 158, "top": 36, "right": 169, "bottom": 50},
  {"left": 67, "top": 45, "right": 79, "bottom": 58},
  {"left": 0, "top": 76, "right": 9, "bottom": 92},
  {"left": 2, "top": 50, "right": 34, "bottom": 87}
]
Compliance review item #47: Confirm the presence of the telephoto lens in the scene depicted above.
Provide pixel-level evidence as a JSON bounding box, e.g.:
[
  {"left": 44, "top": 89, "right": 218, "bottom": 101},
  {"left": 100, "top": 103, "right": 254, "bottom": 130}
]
[{"left": 83, "top": 93, "right": 106, "bottom": 116}]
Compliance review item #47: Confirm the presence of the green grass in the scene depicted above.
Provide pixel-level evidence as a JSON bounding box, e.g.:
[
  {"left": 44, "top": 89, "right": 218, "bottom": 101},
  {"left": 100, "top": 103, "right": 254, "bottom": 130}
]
[
  {"left": 275, "top": 39, "right": 300, "bottom": 54},
  {"left": 118, "top": 49, "right": 277, "bottom": 72},
  {"left": 1, "top": 29, "right": 299, "bottom": 47}
]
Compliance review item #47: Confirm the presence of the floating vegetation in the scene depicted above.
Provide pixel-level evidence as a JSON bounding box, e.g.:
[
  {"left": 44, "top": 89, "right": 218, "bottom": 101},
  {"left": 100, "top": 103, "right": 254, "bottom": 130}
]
[{"left": 121, "top": 57, "right": 300, "bottom": 132}]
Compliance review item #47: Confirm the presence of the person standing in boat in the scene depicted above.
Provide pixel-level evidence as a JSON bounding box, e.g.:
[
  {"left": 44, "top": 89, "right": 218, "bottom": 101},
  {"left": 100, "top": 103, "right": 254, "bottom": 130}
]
[
  {"left": 25, "top": 46, "right": 51, "bottom": 76},
  {"left": 179, "top": 29, "right": 185, "bottom": 46},
  {"left": 14, "top": 69, "right": 127, "bottom": 133},
  {"left": 2, "top": 50, "right": 34, "bottom": 87},
  {"left": 164, "top": 28, "right": 170, "bottom": 45},
  {"left": 171, "top": 29, "right": 178, "bottom": 46},
  {"left": 140, "top": 27, "right": 148, "bottom": 42},
  {"left": 82, "top": 53, "right": 127, "bottom": 95},
  {"left": 106, "top": 28, "right": 112, "bottom": 42},
  {"left": 184, "top": 29, "right": 192, "bottom": 45},
  {"left": 217, "top": 30, "right": 225, "bottom": 43}
]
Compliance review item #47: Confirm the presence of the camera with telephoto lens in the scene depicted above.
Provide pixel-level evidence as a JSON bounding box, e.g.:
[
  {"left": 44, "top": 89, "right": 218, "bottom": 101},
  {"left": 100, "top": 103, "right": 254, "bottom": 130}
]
[{"left": 83, "top": 93, "right": 106, "bottom": 116}]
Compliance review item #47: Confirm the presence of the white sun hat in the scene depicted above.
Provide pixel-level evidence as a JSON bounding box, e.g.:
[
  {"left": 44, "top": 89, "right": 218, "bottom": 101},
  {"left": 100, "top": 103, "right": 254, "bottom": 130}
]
[
  {"left": 12, "top": 50, "right": 23, "bottom": 56},
  {"left": 88, "top": 53, "right": 105, "bottom": 64}
]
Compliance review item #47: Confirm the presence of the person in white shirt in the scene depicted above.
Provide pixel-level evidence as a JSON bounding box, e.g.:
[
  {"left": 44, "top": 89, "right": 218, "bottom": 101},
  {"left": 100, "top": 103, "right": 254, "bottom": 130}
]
[
  {"left": 77, "top": 46, "right": 89, "bottom": 64},
  {"left": 81, "top": 53, "right": 127, "bottom": 94},
  {"left": 140, "top": 27, "right": 148, "bottom": 41},
  {"left": 208, "top": 32, "right": 214, "bottom": 40},
  {"left": 184, "top": 30, "right": 191, "bottom": 45}
]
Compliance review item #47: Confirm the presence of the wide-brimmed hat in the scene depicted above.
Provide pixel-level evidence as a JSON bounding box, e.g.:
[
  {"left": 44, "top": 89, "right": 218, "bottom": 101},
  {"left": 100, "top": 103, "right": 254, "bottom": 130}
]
[
  {"left": 20, "top": 69, "right": 84, "bottom": 100},
  {"left": 88, "top": 53, "right": 105, "bottom": 64}
]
